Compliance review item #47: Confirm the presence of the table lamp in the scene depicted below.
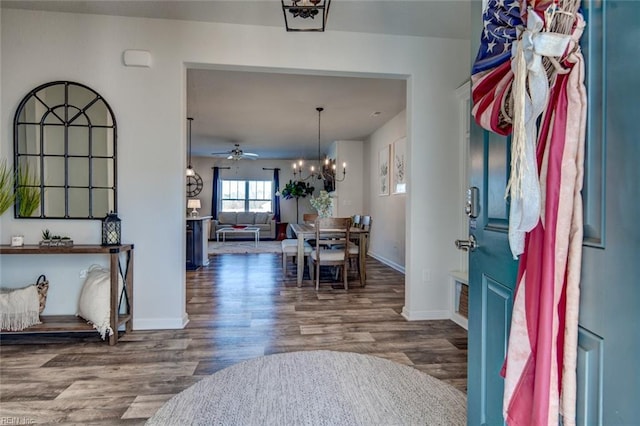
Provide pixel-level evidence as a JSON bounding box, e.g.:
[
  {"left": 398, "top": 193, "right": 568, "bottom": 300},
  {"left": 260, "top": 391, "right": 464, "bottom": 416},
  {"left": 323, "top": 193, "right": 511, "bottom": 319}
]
[{"left": 187, "top": 199, "right": 201, "bottom": 217}]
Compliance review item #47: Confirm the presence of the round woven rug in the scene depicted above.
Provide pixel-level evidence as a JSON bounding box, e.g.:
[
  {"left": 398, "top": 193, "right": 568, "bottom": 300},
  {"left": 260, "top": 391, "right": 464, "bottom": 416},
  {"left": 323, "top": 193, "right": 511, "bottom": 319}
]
[{"left": 146, "top": 350, "right": 467, "bottom": 425}]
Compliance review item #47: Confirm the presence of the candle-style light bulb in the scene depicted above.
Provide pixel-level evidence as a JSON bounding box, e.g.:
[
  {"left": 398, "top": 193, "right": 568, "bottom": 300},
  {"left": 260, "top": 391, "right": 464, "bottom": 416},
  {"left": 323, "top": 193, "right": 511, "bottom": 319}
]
[{"left": 332, "top": 164, "right": 336, "bottom": 170}]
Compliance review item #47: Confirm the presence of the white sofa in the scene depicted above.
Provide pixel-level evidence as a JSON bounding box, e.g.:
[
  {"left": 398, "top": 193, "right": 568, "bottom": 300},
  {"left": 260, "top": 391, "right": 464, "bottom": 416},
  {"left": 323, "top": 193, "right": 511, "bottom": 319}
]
[{"left": 211, "top": 212, "right": 276, "bottom": 240}]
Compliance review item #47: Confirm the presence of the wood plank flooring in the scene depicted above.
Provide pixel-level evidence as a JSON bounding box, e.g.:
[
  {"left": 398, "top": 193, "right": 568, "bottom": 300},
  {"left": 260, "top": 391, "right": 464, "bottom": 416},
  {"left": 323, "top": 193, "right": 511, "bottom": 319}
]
[{"left": 0, "top": 253, "right": 467, "bottom": 424}]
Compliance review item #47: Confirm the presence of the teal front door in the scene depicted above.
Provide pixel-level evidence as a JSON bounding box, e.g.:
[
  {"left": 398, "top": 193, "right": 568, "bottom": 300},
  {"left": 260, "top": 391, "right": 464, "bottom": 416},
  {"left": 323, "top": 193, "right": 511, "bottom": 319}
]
[
  {"left": 466, "top": 2, "right": 518, "bottom": 422},
  {"left": 466, "top": 1, "right": 640, "bottom": 424},
  {"left": 466, "top": 125, "right": 517, "bottom": 425}
]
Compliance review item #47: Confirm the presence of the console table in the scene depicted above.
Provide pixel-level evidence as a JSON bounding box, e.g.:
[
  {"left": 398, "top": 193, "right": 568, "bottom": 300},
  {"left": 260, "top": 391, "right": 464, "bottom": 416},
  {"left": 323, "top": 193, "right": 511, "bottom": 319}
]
[{"left": 0, "top": 244, "right": 134, "bottom": 345}]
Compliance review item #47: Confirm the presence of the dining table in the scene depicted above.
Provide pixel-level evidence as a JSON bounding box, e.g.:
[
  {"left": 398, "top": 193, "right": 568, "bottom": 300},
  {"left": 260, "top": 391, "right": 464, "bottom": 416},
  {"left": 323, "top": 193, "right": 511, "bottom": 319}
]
[{"left": 289, "top": 223, "right": 369, "bottom": 287}]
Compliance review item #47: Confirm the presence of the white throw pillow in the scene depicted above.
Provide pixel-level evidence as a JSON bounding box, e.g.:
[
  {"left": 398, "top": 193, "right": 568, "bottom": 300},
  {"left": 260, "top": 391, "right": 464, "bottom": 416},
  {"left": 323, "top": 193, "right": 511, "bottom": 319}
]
[
  {"left": 218, "top": 212, "right": 236, "bottom": 224},
  {"left": 236, "top": 212, "right": 254, "bottom": 224},
  {"left": 77, "top": 264, "right": 123, "bottom": 340}
]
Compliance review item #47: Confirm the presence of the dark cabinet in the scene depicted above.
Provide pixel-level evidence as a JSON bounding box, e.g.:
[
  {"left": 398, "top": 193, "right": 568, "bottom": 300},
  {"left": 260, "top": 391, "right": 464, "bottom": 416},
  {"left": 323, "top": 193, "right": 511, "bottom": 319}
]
[{"left": 186, "top": 217, "right": 211, "bottom": 270}]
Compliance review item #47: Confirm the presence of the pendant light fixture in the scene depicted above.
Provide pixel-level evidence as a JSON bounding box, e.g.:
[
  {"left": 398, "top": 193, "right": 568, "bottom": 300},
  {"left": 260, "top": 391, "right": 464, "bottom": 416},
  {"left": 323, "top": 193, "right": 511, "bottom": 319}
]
[
  {"left": 186, "top": 117, "right": 195, "bottom": 177},
  {"left": 281, "top": 0, "right": 331, "bottom": 32},
  {"left": 292, "top": 107, "right": 346, "bottom": 187}
]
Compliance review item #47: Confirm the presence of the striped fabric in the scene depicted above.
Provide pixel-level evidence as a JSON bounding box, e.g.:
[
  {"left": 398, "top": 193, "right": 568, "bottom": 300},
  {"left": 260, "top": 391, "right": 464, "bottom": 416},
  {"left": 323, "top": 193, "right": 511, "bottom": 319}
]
[
  {"left": 471, "top": 1, "right": 587, "bottom": 424},
  {"left": 502, "top": 25, "right": 586, "bottom": 423}
]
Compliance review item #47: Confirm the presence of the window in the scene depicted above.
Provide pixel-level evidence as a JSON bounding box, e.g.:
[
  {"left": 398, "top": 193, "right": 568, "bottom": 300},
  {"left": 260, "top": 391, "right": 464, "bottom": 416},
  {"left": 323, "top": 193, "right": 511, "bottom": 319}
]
[{"left": 221, "top": 180, "right": 272, "bottom": 212}]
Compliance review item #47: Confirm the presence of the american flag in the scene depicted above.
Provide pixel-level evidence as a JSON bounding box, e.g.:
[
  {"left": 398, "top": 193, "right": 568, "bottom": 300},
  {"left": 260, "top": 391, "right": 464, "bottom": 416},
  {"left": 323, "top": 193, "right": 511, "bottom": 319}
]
[
  {"left": 470, "top": 1, "right": 587, "bottom": 424},
  {"left": 471, "top": 0, "right": 523, "bottom": 135},
  {"left": 472, "top": 0, "right": 522, "bottom": 75}
]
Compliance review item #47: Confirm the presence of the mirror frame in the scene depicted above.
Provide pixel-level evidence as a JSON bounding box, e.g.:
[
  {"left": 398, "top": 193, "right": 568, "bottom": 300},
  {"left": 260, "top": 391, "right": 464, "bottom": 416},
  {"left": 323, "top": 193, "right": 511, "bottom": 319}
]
[{"left": 13, "top": 81, "right": 118, "bottom": 219}]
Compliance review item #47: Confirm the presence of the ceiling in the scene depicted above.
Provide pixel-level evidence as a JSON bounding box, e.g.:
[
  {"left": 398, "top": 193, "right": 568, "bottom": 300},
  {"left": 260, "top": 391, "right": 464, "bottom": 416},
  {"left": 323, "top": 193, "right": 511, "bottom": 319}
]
[
  {"left": 187, "top": 69, "right": 407, "bottom": 159},
  {"left": 2, "top": 0, "right": 471, "bottom": 160}
]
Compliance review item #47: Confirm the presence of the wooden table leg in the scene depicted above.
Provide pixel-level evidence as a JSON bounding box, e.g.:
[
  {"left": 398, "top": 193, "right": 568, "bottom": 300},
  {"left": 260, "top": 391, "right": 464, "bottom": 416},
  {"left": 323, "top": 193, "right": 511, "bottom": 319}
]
[
  {"left": 297, "top": 235, "right": 304, "bottom": 287},
  {"left": 109, "top": 252, "right": 119, "bottom": 345},
  {"left": 125, "top": 249, "right": 134, "bottom": 333},
  {"left": 359, "top": 233, "right": 367, "bottom": 287}
]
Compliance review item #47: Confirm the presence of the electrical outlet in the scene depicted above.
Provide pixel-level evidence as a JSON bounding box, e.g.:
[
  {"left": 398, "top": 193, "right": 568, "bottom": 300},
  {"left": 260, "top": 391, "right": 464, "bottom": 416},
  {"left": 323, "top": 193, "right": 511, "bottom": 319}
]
[
  {"left": 422, "top": 269, "right": 432, "bottom": 282},
  {"left": 79, "top": 269, "right": 87, "bottom": 279}
]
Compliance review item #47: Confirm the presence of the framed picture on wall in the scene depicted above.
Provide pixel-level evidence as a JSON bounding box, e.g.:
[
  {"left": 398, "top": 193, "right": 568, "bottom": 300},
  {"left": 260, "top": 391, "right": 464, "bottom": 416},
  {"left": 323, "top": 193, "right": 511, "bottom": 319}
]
[
  {"left": 378, "top": 145, "right": 390, "bottom": 196},
  {"left": 392, "top": 137, "right": 406, "bottom": 194}
]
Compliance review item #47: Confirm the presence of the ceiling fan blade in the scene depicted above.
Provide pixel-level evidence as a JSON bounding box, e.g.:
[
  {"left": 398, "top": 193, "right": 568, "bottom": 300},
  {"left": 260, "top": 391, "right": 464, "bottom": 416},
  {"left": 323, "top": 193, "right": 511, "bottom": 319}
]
[{"left": 211, "top": 145, "right": 258, "bottom": 160}]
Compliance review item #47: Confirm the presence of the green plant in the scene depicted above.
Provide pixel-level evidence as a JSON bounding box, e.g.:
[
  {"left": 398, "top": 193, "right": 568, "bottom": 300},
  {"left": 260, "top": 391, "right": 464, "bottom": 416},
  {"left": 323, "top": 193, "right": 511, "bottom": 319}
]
[
  {"left": 41, "top": 229, "right": 69, "bottom": 240},
  {"left": 280, "top": 180, "right": 314, "bottom": 200},
  {"left": 280, "top": 180, "right": 314, "bottom": 223},
  {"left": 0, "top": 159, "right": 15, "bottom": 215},
  {"left": 15, "top": 162, "right": 41, "bottom": 217}
]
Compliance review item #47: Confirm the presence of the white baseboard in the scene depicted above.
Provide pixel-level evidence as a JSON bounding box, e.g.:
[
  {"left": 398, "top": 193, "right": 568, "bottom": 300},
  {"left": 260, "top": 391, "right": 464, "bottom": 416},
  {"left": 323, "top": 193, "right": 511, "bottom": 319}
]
[
  {"left": 450, "top": 312, "right": 468, "bottom": 330},
  {"left": 401, "top": 307, "right": 450, "bottom": 321},
  {"left": 134, "top": 313, "right": 189, "bottom": 330},
  {"left": 367, "top": 251, "right": 405, "bottom": 274}
]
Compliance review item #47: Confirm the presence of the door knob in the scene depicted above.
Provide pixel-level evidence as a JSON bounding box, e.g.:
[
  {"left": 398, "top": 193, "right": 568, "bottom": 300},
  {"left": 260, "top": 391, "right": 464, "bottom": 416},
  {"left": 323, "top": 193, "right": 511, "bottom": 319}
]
[{"left": 455, "top": 235, "right": 477, "bottom": 251}]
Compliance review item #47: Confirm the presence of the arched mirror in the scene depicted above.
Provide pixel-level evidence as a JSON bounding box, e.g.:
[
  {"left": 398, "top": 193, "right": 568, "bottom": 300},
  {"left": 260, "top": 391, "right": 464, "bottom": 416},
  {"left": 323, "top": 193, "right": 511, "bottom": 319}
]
[{"left": 13, "top": 81, "right": 117, "bottom": 219}]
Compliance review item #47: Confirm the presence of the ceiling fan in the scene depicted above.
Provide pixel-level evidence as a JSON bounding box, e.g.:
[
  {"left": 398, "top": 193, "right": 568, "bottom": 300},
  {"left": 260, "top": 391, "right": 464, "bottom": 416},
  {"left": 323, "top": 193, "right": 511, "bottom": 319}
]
[{"left": 212, "top": 144, "right": 259, "bottom": 160}]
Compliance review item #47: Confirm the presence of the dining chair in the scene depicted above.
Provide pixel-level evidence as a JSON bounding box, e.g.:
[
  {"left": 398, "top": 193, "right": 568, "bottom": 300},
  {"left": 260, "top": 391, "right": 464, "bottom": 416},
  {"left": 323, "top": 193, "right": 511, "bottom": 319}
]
[
  {"left": 343, "top": 215, "right": 371, "bottom": 286},
  {"left": 361, "top": 215, "right": 372, "bottom": 231},
  {"left": 302, "top": 213, "right": 322, "bottom": 248},
  {"left": 360, "top": 215, "right": 372, "bottom": 254},
  {"left": 281, "top": 239, "right": 312, "bottom": 277},
  {"left": 302, "top": 213, "right": 318, "bottom": 224},
  {"left": 308, "top": 217, "right": 352, "bottom": 290}
]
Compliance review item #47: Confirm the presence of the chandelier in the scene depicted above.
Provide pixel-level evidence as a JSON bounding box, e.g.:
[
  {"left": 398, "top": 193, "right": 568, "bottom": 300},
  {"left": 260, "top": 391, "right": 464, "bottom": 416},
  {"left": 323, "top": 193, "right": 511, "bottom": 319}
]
[
  {"left": 281, "top": 0, "right": 331, "bottom": 32},
  {"left": 293, "top": 107, "right": 346, "bottom": 189}
]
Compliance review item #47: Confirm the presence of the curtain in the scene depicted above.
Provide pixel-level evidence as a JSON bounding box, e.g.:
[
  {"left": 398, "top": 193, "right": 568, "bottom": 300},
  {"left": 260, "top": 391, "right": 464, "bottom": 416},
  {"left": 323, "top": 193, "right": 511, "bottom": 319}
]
[
  {"left": 211, "top": 167, "right": 220, "bottom": 219},
  {"left": 273, "top": 168, "right": 281, "bottom": 222}
]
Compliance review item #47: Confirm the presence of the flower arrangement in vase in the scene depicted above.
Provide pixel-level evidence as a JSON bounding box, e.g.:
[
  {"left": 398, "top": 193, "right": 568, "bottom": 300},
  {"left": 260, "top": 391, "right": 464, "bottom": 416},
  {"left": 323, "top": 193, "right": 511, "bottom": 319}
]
[{"left": 309, "top": 190, "right": 333, "bottom": 218}]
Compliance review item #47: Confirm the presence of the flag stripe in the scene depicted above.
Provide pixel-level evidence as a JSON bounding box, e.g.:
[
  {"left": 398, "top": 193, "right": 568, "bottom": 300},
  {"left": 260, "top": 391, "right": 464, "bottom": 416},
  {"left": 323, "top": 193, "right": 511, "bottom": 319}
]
[{"left": 503, "top": 37, "right": 586, "bottom": 426}]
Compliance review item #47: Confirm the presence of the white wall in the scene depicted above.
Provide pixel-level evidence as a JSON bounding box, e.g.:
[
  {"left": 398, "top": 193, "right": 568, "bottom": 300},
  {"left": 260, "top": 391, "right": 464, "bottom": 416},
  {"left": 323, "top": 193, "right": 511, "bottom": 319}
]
[
  {"left": 403, "top": 67, "right": 470, "bottom": 320},
  {"left": 364, "top": 110, "right": 407, "bottom": 271},
  {"left": 333, "top": 140, "right": 363, "bottom": 218},
  {"left": 0, "top": 8, "right": 470, "bottom": 327}
]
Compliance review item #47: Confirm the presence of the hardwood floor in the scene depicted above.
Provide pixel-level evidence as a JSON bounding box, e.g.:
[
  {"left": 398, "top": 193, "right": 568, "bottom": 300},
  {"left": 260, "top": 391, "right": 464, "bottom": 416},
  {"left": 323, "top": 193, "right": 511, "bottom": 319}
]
[{"left": 0, "top": 253, "right": 467, "bottom": 424}]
